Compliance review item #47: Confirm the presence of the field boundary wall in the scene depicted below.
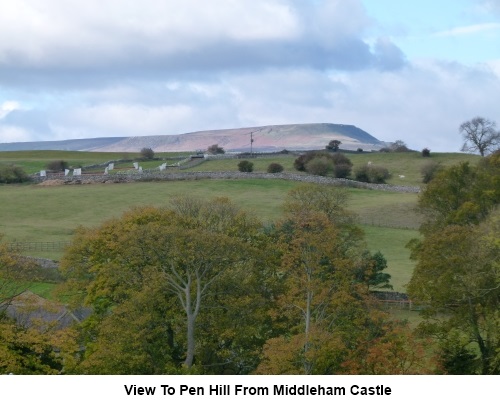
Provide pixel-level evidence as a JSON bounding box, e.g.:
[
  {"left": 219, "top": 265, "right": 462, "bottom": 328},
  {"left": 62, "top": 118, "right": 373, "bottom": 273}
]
[{"left": 30, "top": 171, "right": 420, "bottom": 192}]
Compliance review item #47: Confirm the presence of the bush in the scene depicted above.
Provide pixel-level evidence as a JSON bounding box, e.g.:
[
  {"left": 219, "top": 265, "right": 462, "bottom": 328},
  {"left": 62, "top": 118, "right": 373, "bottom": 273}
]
[
  {"left": 333, "top": 163, "right": 352, "bottom": 178},
  {"left": 330, "top": 153, "right": 352, "bottom": 178},
  {"left": 355, "top": 164, "right": 391, "bottom": 183},
  {"left": 293, "top": 152, "right": 312, "bottom": 171},
  {"left": 422, "top": 148, "right": 431, "bottom": 157},
  {"left": 294, "top": 151, "right": 352, "bottom": 178},
  {"left": 238, "top": 160, "right": 254, "bottom": 172},
  {"left": 0, "top": 164, "right": 30, "bottom": 183},
  {"left": 391, "top": 140, "right": 411, "bottom": 152},
  {"left": 293, "top": 151, "right": 330, "bottom": 171},
  {"left": 207, "top": 144, "right": 225, "bottom": 155},
  {"left": 370, "top": 165, "right": 391, "bottom": 183},
  {"left": 140, "top": 147, "right": 155, "bottom": 159},
  {"left": 421, "top": 161, "right": 441, "bottom": 184},
  {"left": 357, "top": 148, "right": 363, "bottom": 152},
  {"left": 267, "top": 163, "right": 284, "bottom": 173},
  {"left": 380, "top": 140, "right": 413, "bottom": 153},
  {"left": 46, "top": 160, "right": 69, "bottom": 172},
  {"left": 305, "top": 157, "right": 333, "bottom": 176}
]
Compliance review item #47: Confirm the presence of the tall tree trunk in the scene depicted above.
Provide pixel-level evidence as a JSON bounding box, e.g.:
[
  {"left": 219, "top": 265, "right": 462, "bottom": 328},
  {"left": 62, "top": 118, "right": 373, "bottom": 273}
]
[{"left": 185, "top": 312, "right": 196, "bottom": 368}]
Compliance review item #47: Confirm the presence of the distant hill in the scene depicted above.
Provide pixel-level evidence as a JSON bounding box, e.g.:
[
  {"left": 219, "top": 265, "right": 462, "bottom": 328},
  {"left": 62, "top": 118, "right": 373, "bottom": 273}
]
[{"left": 0, "top": 123, "right": 385, "bottom": 152}]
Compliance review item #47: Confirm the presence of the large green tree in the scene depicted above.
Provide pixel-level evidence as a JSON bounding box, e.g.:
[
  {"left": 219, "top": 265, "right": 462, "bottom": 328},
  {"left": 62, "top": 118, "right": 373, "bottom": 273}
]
[
  {"left": 257, "top": 210, "right": 427, "bottom": 374},
  {"left": 59, "top": 198, "right": 276, "bottom": 374},
  {"left": 407, "top": 153, "right": 500, "bottom": 374},
  {"left": 417, "top": 156, "right": 500, "bottom": 235},
  {"left": 408, "top": 218, "right": 500, "bottom": 374}
]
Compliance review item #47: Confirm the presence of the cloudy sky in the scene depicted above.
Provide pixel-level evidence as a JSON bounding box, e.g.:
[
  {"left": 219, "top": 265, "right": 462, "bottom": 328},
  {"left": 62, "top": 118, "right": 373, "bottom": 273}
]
[{"left": 1, "top": 0, "right": 499, "bottom": 151}]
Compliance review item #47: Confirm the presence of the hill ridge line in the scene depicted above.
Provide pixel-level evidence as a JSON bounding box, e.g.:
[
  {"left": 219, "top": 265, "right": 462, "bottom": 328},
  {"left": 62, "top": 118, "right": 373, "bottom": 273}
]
[{"left": 0, "top": 122, "right": 385, "bottom": 152}]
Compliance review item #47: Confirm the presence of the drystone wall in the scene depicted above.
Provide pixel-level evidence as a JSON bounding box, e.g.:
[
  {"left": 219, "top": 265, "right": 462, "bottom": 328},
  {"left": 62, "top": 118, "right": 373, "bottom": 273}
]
[{"left": 30, "top": 171, "right": 420, "bottom": 193}]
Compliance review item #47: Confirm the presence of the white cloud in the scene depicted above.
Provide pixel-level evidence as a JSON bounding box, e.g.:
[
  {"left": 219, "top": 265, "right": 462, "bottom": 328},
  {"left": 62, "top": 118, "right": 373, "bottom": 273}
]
[
  {"left": 485, "top": 59, "right": 500, "bottom": 76},
  {"left": 51, "top": 103, "right": 194, "bottom": 139},
  {"left": 0, "top": 101, "right": 21, "bottom": 119},
  {"left": 434, "top": 22, "right": 500, "bottom": 37},
  {"left": 0, "top": 0, "right": 498, "bottom": 154},
  {"left": 0, "top": 0, "right": 401, "bottom": 82},
  {"left": 3, "top": 58, "right": 500, "bottom": 151},
  {"left": 0, "top": 0, "right": 300, "bottom": 68},
  {"left": 0, "top": 125, "right": 31, "bottom": 142},
  {"left": 214, "top": 60, "right": 500, "bottom": 152}
]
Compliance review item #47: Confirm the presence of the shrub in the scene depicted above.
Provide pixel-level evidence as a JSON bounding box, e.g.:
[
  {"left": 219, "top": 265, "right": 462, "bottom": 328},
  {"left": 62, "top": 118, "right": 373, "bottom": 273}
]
[
  {"left": 357, "top": 148, "right": 363, "bottom": 152},
  {"left": 46, "top": 160, "right": 69, "bottom": 172},
  {"left": 330, "top": 153, "right": 352, "bottom": 178},
  {"left": 294, "top": 151, "right": 352, "bottom": 178},
  {"left": 421, "top": 161, "right": 441, "bottom": 184},
  {"left": 0, "top": 164, "right": 30, "bottom": 183},
  {"left": 380, "top": 140, "right": 413, "bottom": 153},
  {"left": 355, "top": 164, "right": 391, "bottom": 183},
  {"left": 238, "top": 160, "right": 254, "bottom": 172},
  {"left": 333, "top": 163, "right": 352, "bottom": 178},
  {"left": 369, "top": 165, "right": 391, "bottom": 183},
  {"left": 207, "top": 144, "right": 225, "bottom": 155},
  {"left": 293, "top": 151, "right": 330, "bottom": 171},
  {"left": 305, "top": 157, "right": 333, "bottom": 176},
  {"left": 330, "top": 152, "right": 350, "bottom": 166},
  {"left": 391, "top": 140, "right": 411, "bottom": 152},
  {"left": 267, "top": 163, "right": 284, "bottom": 173},
  {"left": 422, "top": 148, "right": 431, "bottom": 157},
  {"left": 293, "top": 153, "right": 312, "bottom": 171},
  {"left": 140, "top": 147, "right": 155, "bottom": 159},
  {"left": 354, "top": 165, "right": 370, "bottom": 183}
]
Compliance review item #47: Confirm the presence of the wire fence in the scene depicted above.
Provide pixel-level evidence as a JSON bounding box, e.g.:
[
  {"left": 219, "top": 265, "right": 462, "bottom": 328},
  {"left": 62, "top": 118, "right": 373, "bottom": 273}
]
[{"left": 7, "top": 241, "right": 71, "bottom": 252}]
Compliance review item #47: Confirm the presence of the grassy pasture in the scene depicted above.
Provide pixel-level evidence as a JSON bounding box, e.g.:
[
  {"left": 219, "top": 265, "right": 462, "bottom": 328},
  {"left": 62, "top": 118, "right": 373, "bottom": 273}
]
[
  {"left": 361, "top": 225, "right": 419, "bottom": 292},
  {"left": 3, "top": 149, "right": 480, "bottom": 294},
  {"left": 346, "top": 151, "right": 481, "bottom": 186},
  {"left": 1, "top": 150, "right": 481, "bottom": 186},
  {"left": 189, "top": 155, "right": 301, "bottom": 173},
  {"left": 0, "top": 179, "right": 420, "bottom": 292},
  {"left": 182, "top": 151, "right": 481, "bottom": 186},
  {"left": 0, "top": 150, "right": 190, "bottom": 174}
]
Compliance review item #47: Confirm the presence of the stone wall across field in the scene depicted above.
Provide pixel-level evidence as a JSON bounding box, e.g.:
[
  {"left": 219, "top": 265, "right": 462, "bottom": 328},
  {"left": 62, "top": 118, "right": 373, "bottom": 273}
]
[{"left": 30, "top": 171, "right": 420, "bottom": 193}]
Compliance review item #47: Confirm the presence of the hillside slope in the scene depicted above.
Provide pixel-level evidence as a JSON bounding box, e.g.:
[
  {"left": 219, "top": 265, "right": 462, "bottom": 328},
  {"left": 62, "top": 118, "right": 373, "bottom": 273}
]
[{"left": 0, "top": 123, "right": 384, "bottom": 152}]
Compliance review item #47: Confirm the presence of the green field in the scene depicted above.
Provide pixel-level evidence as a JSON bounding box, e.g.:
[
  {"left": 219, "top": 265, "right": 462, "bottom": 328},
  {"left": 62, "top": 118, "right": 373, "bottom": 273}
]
[
  {"left": 0, "top": 178, "right": 420, "bottom": 292},
  {"left": 0, "top": 150, "right": 190, "bottom": 174},
  {"left": 1, "top": 150, "right": 481, "bottom": 186},
  {"left": 187, "top": 151, "right": 481, "bottom": 186},
  {"left": 1, "top": 150, "right": 482, "bottom": 294}
]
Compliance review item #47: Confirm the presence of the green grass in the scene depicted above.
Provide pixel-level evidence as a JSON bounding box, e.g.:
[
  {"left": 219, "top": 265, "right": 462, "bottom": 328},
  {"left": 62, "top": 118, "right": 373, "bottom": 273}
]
[
  {"left": 348, "top": 188, "right": 421, "bottom": 229},
  {"left": 361, "top": 225, "right": 420, "bottom": 292},
  {"left": 1, "top": 149, "right": 481, "bottom": 186},
  {"left": 181, "top": 151, "right": 481, "bottom": 187},
  {"left": 346, "top": 151, "right": 482, "bottom": 186},
  {"left": 5, "top": 149, "right": 477, "bottom": 294},
  {"left": 1, "top": 179, "right": 420, "bottom": 243},
  {"left": 0, "top": 178, "right": 423, "bottom": 292},
  {"left": 189, "top": 155, "right": 301, "bottom": 173},
  {"left": 0, "top": 179, "right": 297, "bottom": 245},
  {"left": 0, "top": 150, "right": 190, "bottom": 174},
  {"left": 29, "top": 282, "right": 59, "bottom": 300}
]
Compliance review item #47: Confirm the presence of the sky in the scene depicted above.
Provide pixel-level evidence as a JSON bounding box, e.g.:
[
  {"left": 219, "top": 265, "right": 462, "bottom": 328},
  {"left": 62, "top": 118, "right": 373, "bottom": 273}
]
[{"left": 0, "top": 0, "right": 499, "bottom": 152}]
